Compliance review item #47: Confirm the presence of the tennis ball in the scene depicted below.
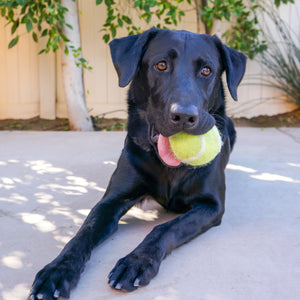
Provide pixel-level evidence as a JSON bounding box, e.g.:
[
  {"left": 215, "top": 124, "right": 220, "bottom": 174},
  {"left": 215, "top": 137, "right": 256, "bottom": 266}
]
[{"left": 169, "top": 126, "right": 222, "bottom": 166}]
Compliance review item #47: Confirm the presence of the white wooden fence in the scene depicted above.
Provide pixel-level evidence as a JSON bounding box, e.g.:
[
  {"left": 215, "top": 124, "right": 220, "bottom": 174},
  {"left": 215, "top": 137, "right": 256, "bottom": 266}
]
[{"left": 0, "top": 1, "right": 298, "bottom": 120}]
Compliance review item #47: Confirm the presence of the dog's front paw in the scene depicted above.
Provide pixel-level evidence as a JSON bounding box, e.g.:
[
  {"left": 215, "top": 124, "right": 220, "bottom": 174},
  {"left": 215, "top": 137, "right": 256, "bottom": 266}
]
[
  {"left": 28, "top": 260, "right": 79, "bottom": 300},
  {"left": 108, "top": 252, "right": 160, "bottom": 292}
]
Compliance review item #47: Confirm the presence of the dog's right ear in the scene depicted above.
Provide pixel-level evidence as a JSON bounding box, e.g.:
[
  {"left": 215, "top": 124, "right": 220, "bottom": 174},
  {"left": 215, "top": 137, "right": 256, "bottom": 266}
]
[{"left": 109, "top": 27, "right": 159, "bottom": 87}]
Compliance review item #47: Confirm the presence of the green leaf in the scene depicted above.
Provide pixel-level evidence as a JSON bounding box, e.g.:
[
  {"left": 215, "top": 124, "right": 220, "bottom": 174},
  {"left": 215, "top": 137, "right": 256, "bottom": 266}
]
[
  {"left": 122, "top": 15, "right": 131, "bottom": 24},
  {"left": 11, "top": 20, "right": 19, "bottom": 35},
  {"left": 8, "top": 9, "right": 14, "bottom": 20},
  {"left": 8, "top": 36, "right": 19, "bottom": 49},
  {"left": 20, "top": 5, "right": 27, "bottom": 14},
  {"left": 1, "top": 7, "right": 6, "bottom": 17},
  {"left": 103, "top": 34, "right": 110, "bottom": 43},
  {"left": 207, "top": 19, "right": 213, "bottom": 29},
  {"left": 52, "top": 43, "right": 59, "bottom": 52},
  {"left": 223, "top": 29, "right": 230, "bottom": 37},
  {"left": 64, "top": 46, "right": 69, "bottom": 55},
  {"left": 32, "top": 32, "right": 38, "bottom": 42},
  {"left": 164, "top": 17, "right": 171, "bottom": 25},
  {"left": 61, "top": 34, "right": 70, "bottom": 42},
  {"left": 111, "top": 26, "right": 116, "bottom": 37},
  {"left": 235, "top": 30, "right": 241, "bottom": 38},
  {"left": 41, "top": 29, "right": 48, "bottom": 37},
  {"left": 117, "top": 17, "right": 123, "bottom": 27},
  {"left": 79, "top": 58, "right": 87, "bottom": 63},
  {"left": 143, "top": 5, "right": 150, "bottom": 14},
  {"left": 96, "top": 0, "right": 103, "bottom": 4},
  {"left": 26, "top": 20, "right": 33, "bottom": 32},
  {"left": 134, "top": 1, "right": 141, "bottom": 8},
  {"left": 223, "top": 11, "right": 231, "bottom": 21}
]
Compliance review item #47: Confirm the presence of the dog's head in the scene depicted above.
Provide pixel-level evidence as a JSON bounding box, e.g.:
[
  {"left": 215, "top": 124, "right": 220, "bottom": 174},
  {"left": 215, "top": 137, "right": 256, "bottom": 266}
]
[{"left": 109, "top": 28, "right": 246, "bottom": 150}]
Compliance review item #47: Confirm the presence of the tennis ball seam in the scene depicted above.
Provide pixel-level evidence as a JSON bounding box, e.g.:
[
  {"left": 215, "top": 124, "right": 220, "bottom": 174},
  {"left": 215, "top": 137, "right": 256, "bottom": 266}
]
[{"left": 181, "top": 135, "right": 206, "bottom": 163}]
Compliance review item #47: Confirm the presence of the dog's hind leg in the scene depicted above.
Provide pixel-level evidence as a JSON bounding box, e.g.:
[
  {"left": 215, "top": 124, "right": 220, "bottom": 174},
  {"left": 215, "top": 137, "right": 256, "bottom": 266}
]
[{"left": 29, "top": 150, "right": 147, "bottom": 300}]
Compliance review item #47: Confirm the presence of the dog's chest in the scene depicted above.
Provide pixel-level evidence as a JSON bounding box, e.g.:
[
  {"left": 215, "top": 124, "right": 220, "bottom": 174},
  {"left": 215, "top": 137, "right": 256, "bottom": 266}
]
[{"left": 152, "top": 170, "right": 197, "bottom": 213}]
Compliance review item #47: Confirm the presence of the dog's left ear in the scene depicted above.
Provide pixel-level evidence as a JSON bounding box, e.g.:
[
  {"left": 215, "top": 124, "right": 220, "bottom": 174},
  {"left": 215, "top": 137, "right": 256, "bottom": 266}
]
[
  {"left": 109, "top": 27, "right": 159, "bottom": 87},
  {"left": 213, "top": 35, "right": 247, "bottom": 101}
]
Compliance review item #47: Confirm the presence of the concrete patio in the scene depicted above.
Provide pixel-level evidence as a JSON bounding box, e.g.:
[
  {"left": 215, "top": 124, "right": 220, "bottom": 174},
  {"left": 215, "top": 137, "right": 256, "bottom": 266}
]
[{"left": 0, "top": 127, "right": 299, "bottom": 300}]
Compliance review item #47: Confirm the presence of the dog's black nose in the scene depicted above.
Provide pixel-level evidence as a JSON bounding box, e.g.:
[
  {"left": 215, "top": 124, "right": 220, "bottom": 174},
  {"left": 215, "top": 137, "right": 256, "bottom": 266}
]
[{"left": 169, "top": 103, "right": 199, "bottom": 129}]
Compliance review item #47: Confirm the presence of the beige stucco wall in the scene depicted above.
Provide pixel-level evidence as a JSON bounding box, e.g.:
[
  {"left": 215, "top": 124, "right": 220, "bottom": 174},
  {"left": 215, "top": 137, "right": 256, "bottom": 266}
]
[{"left": 0, "top": 1, "right": 298, "bottom": 120}]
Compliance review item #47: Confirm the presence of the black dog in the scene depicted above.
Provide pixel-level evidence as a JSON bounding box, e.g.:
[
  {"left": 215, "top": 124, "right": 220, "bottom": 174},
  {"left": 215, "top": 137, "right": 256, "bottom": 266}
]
[{"left": 29, "top": 28, "right": 246, "bottom": 299}]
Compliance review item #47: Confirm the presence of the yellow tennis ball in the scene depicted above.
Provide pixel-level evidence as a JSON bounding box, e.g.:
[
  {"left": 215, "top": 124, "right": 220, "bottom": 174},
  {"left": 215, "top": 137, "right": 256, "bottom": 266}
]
[{"left": 169, "top": 126, "right": 222, "bottom": 166}]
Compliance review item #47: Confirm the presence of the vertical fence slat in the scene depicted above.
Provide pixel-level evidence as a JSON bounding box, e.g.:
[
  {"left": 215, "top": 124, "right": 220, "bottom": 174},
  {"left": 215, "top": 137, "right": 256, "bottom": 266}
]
[{"left": 39, "top": 37, "right": 56, "bottom": 120}]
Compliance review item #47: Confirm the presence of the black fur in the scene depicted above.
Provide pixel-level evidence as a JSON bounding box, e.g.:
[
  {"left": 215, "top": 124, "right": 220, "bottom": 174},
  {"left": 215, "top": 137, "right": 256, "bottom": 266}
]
[{"left": 29, "top": 28, "right": 246, "bottom": 299}]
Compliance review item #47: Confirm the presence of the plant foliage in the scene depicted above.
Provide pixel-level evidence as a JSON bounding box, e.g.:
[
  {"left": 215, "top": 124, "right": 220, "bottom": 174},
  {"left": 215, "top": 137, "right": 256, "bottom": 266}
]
[
  {"left": 200, "top": 0, "right": 266, "bottom": 59},
  {"left": 0, "top": 0, "right": 69, "bottom": 52},
  {"left": 254, "top": 5, "right": 300, "bottom": 106},
  {"left": 0, "top": 0, "right": 91, "bottom": 69},
  {"left": 96, "top": 0, "right": 187, "bottom": 43},
  {"left": 96, "top": 0, "right": 294, "bottom": 59},
  {"left": 0, "top": 0, "right": 295, "bottom": 60}
]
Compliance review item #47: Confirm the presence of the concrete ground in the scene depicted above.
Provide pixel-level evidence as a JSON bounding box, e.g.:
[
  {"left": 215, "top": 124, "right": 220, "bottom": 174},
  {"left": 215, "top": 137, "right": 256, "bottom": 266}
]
[{"left": 0, "top": 128, "right": 299, "bottom": 300}]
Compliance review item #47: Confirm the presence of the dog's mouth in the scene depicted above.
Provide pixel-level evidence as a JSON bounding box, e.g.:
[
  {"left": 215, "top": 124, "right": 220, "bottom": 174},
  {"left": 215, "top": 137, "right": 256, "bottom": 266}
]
[{"left": 150, "top": 125, "right": 181, "bottom": 167}]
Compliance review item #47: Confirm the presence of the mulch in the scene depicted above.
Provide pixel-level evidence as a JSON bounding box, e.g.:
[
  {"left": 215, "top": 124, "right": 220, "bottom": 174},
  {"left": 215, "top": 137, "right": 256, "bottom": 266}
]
[{"left": 0, "top": 109, "right": 299, "bottom": 131}]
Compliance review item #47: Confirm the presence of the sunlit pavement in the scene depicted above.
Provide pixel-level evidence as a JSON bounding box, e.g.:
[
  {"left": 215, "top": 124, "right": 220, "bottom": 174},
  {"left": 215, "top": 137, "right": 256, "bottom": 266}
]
[{"left": 0, "top": 128, "right": 299, "bottom": 300}]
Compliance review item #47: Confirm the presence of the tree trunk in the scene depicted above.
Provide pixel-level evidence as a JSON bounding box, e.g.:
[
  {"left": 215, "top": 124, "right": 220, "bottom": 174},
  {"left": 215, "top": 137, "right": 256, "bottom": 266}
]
[
  {"left": 194, "top": 0, "right": 211, "bottom": 35},
  {"left": 60, "top": 0, "right": 94, "bottom": 131}
]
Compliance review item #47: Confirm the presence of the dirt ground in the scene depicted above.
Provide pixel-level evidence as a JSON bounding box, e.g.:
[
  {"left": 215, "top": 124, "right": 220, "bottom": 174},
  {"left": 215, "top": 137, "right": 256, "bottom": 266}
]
[
  {"left": 232, "top": 109, "right": 300, "bottom": 128},
  {"left": 0, "top": 116, "right": 126, "bottom": 131},
  {"left": 0, "top": 109, "right": 299, "bottom": 131}
]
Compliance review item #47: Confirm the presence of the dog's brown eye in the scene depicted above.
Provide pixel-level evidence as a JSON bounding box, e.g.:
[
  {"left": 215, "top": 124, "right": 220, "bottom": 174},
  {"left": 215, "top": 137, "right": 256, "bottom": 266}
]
[
  {"left": 201, "top": 66, "right": 211, "bottom": 76},
  {"left": 155, "top": 61, "right": 168, "bottom": 71}
]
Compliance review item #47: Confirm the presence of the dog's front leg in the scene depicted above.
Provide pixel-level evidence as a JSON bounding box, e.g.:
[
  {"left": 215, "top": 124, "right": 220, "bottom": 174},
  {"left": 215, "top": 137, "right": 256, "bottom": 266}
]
[
  {"left": 29, "top": 151, "right": 146, "bottom": 300},
  {"left": 109, "top": 200, "right": 224, "bottom": 292}
]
